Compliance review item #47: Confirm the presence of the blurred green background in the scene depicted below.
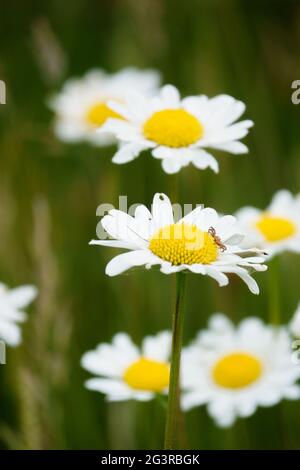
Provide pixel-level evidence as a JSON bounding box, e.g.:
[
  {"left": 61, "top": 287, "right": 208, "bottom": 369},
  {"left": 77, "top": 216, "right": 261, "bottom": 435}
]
[{"left": 0, "top": 0, "right": 300, "bottom": 450}]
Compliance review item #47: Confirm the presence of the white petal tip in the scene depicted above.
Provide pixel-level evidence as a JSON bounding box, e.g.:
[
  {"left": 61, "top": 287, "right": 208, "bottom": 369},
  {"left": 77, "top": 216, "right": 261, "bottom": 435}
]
[{"left": 105, "top": 270, "right": 116, "bottom": 277}]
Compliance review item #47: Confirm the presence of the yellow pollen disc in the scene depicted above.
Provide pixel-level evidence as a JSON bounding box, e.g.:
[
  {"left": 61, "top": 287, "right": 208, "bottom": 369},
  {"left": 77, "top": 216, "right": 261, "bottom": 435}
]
[
  {"left": 212, "top": 352, "right": 262, "bottom": 389},
  {"left": 123, "top": 358, "right": 170, "bottom": 392},
  {"left": 255, "top": 214, "right": 296, "bottom": 242},
  {"left": 143, "top": 109, "right": 203, "bottom": 148},
  {"left": 149, "top": 224, "right": 218, "bottom": 265},
  {"left": 85, "top": 102, "right": 123, "bottom": 127}
]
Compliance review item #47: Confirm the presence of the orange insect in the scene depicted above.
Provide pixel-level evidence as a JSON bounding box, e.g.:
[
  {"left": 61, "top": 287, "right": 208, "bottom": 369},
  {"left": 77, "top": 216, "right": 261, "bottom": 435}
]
[{"left": 208, "top": 227, "right": 227, "bottom": 252}]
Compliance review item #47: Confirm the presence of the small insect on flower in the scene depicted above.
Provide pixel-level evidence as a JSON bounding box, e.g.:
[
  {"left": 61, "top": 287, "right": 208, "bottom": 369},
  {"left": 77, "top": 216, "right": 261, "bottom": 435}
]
[
  {"left": 208, "top": 227, "right": 227, "bottom": 252},
  {"left": 90, "top": 193, "right": 267, "bottom": 294}
]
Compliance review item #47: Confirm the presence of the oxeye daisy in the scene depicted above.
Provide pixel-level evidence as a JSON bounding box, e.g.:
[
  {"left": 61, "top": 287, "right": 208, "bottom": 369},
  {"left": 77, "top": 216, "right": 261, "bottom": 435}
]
[
  {"left": 81, "top": 331, "right": 171, "bottom": 402},
  {"left": 235, "top": 190, "right": 300, "bottom": 258},
  {"left": 49, "top": 67, "right": 160, "bottom": 146},
  {"left": 100, "top": 84, "right": 253, "bottom": 174},
  {"left": 0, "top": 283, "right": 37, "bottom": 347},
  {"left": 181, "top": 314, "right": 300, "bottom": 428},
  {"left": 90, "top": 193, "right": 267, "bottom": 294}
]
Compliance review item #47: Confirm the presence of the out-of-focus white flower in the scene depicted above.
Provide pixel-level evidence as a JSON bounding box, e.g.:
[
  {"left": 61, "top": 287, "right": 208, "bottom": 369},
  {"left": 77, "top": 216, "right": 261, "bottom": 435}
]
[
  {"left": 235, "top": 190, "right": 300, "bottom": 259},
  {"left": 0, "top": 283, "right": 37, "bottom": 346},
  {"left": 181, "top": 314, "right": 300, "bottom": 428},
  {"left": 81, "top": 331, "right": 171, "bottom": 402},
  {"left": 100, "top": 84, "right": 253, "bottom": 173},
  {"left": 290, "top": 303, "right": 300, "bottom": 337},
  {"left": 49, "top": 67, "right": 161, "bottom": 146},
  {"left": 90, "top": 193, "right": 267, "bottom": 294}
]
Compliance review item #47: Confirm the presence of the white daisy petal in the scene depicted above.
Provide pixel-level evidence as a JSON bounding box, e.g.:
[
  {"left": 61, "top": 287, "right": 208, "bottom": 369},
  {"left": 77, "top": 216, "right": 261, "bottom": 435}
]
[
  {"left": 105, "top": 250, "right": 158, "bottom": 276},
  {"left": 142, "top": 331, "right": 172, "bottom": 362},
  {"left": 181, "top": 95, "right": 209, "bottom": 116},
  {"left": 112, "top": 332, "right": 141, "bottom": 358},
  {"left": 152, "top": 193, "right": 174, "bottom": 228},
  {"left": 130, "top": 391, "right": 155, "bottom": 402},
  {"left": 0, "top": 283, "right": 37, "bottom": 347},
  {"left": 89, "top": 239, "right": 139, "bottom": 250},
  {"left": 269, "top": 189, "right": 294, "bottom": 213},
  {"left": 159, "top": 263, "right": 183, "bottom": 274},
  {"left": 6, "top": 285, "right": 37, "bottom": 308},
  {"left": 236, "top": 399, "right": 257, "bottom": 418},
  {"left": 204, "top": 267, "right": 229, "bottom": 287},
  {"left": 160, "top": 85, "right": 181, "bottom": 107},
  {"left": 81, "top": 350, "right": 124, "bottom": 378},
  {"left": 211, "top": 141, "right": 249, "bottom": 154},
  {"left": 192, "top": 150, "right": 219, "bottom": 173},
  {"left": 178, "top": 205, "right": 204, "bottom": 225},
  {"left": 284, "top": 385, "right": 300, "bottom": 400},
  {"left": 112, "top": 142, "right": 151, "bottom": 164},
  {"left": 224, "top": 233, "right": 244, "bottom": 245},
  {"left": 219, "top": 119, "right": 253, "bottom": 139},
  {"left": 85, "top": 378, "right": 130, "bottom": 396},
  {"left": 219, "top": 266, "right": 260, "bottom": 294},
  {"left": 181, "top": 390, "right": 210, "bottom": 411},
  {"left": 0, "top": 307, "right": 27, "bottom": 322},
  {"left": 213, "top": 96, "right": 246, "bottom": 126},
  {"left": 100, "top": 211, "right": 148, "bottom": 248},
  {"left": 258, "top": 389, "right": 281, "bottom": 407},
  {"left": 201, "top": 95, "right": 245, "bottom": 125},
  {"left": 0, "top": 319, "right": 22, "bottom": 346},
  {"left": 100, "top": 119, "right": 141, "bottom": 141},
  {"left": 208, "top": 313, "right": 234, "bottom": 333},
  {"left": 196, "top": 208, "right": 219, "bottom": 231},
  {"left": 208, "top": 399, "right": 236, "bottom": 428},
  {"left": 161, "top": 157, "right": 183, "bottom": 174}
]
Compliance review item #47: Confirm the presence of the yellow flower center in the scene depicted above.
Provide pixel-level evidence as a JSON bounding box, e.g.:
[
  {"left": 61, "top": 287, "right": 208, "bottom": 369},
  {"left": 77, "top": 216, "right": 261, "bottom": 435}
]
[
  {"left": 212, "top": 352, "right": 262, "bottom": 389},
  {"left": 143, "top": 109, "right": 203, "bottom": 148},
  {"left": 85, "top": 102, "right": 123, "bottom": 127},
  {"left": 123, "top": 358, "right": 170, "bottom": 392},
  {"left": 255, "top": 214, "right": 296, "bottom": 242},
  {"left": 149, "top": 224, "right": 218, "bottom": 265}
]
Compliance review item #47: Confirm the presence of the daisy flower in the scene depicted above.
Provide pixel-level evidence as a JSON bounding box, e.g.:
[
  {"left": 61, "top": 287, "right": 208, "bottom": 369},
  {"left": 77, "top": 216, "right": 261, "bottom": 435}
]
[
  {"left": 49, "top": 67, "right": 160, "bottom": 146},
  {"left": 100, "top": 84, "right": 253, "bottom": 174},
  {"left": 235, "top": 190, "right": 300, "bottom": 258},
  {"left": 289, "top": 303, "right": 300, "bottom": 338},
  {"left": 181, "top": 314, "right": 300, "bottom": 428},
  {"left": 90, "top": 193, "right": 267, "bottom": 294},
  {"left": 81, "top": 331, "right": 171, "bottom": 402},
  {"left": 0, "top": 283, "right": 37, "bottom": 347}
]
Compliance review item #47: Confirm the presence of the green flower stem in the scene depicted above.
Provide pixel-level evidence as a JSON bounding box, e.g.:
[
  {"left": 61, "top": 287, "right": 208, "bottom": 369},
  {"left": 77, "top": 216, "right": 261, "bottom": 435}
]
[
  {"left": 268, "top": 256, "right": 281, "bottom": 326},
  {"left": 164, "top": 272, "right": 187, "bottom": 450}
]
